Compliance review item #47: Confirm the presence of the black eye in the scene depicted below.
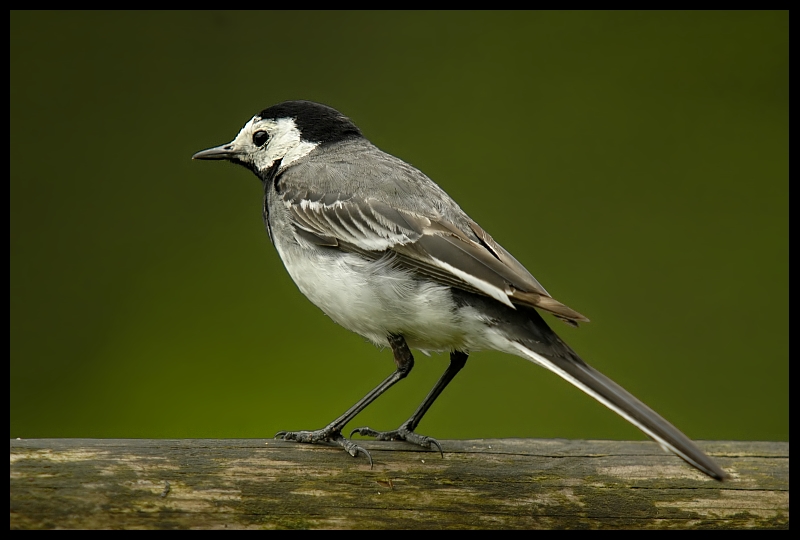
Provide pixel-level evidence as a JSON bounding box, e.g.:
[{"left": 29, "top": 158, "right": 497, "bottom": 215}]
[{"left": 253, "top": 130, "right": 270, "bottom": 147}]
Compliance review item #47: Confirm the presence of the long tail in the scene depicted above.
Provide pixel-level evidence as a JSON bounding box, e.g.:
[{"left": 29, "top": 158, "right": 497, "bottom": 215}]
[{"left": 509, "top": 339, "right": 728, "bottom": 480}]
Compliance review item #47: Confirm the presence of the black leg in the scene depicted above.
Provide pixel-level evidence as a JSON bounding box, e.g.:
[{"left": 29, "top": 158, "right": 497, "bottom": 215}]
[
  {"left": 276, "top": 334, "right": 415, "bottom": 466},
  {"left": 350, "top": 350, "right": 468, "bottom": 455}
]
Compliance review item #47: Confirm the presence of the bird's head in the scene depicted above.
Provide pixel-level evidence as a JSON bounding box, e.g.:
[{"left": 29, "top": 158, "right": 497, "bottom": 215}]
[{"left": 192, "top": 100, "right": 362, "bottom": 179}]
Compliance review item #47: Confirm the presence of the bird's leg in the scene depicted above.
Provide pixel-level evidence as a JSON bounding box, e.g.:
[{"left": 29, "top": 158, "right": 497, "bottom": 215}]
[
  {"left": 350, "top": 350, "right": 468, "bottom": 456},
  {"left": 276, "top": 334, "right": 415, "bottom": 466}
]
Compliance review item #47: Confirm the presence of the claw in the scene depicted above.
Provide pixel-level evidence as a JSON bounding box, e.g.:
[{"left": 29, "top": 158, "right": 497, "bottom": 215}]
[
  {"left": 331, "top": 432, "right": 374, "bottom": 468},
  {"left": 428, "top": 437, "right": 444, "bottom": 458},
  {"left": 350, "top": 444, "right": 374, "bottom": 468},
  {"left": 362, "top": 449, "right": 374, "bottom": 469},
  {"left": 350, "top": 426, "right": 378, "bottom": 438}
]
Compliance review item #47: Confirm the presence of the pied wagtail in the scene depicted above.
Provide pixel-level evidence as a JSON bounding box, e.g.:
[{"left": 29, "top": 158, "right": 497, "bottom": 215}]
[{"left": 192, "top": 100, "right": 727, "bottom": 480}]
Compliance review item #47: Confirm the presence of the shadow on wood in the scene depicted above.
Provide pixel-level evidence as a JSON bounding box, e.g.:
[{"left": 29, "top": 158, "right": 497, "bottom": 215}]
[{"left": 10, "top": 438, "right": 788, "bottom": 529}]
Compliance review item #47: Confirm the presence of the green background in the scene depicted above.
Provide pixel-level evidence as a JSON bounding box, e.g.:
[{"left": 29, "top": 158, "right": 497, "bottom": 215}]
[{"left": 11, "top": 11, "right": 787, "bottom": 445}]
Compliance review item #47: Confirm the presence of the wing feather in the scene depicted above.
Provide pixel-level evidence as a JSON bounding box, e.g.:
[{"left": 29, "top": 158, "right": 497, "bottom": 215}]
[{"left": 280, "top": 189, "right": 589, "bottom": 324}]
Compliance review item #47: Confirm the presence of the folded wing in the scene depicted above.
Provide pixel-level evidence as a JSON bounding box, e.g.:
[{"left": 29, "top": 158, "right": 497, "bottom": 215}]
[{"left": 280, "top": 187, "right": 589, "bottom": 325}]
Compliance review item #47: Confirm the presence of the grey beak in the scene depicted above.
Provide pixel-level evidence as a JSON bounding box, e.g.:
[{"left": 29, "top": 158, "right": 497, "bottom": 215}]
[{"left": 192, "top": 143, "right": 236, "bottom": 160}]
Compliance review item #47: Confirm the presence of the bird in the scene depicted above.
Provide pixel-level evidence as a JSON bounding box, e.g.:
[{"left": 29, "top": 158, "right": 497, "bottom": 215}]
[{"left": 192, "top": 100, "right": 727, "bottom": 481}]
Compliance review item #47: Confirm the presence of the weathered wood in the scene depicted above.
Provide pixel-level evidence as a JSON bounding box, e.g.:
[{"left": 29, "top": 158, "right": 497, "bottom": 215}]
[{"left": 10, "top": 438, "right": 787, "bottom": 529}]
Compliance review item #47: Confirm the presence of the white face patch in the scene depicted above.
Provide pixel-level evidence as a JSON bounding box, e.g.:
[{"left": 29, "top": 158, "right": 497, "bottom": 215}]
[{"left": 228, "top": 116, "right": 318, "bottom": 172}]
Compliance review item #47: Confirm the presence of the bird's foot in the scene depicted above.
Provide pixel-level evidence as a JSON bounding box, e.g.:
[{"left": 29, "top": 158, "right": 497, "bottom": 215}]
[
  {"left": 275, "top": 427, "right": 373, "bottom": 467},
  {"left": 350, "top": 423, "right": 443, "bottom": 457}
]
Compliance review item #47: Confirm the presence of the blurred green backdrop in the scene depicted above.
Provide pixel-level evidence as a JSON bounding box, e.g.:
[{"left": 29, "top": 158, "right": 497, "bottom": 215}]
[{"left": 11, "top": 11, "right": 787, "bottom": 445}]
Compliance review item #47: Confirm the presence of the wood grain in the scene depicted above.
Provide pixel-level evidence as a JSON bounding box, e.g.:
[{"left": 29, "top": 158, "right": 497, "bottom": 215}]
[{"left": 10, "top": 438, "right": 788, "bottom": 529}]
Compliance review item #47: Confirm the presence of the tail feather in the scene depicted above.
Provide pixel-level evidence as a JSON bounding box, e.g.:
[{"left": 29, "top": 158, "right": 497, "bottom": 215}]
[
  {"left": 510, "top": 341, "right": 728, "bottom": 481},
  {"left": 451, "top": 289, "right": 727, "bottom": 480}
]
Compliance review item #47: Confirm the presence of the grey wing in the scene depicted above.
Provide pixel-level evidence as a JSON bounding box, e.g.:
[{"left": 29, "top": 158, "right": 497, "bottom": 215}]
[{"left": 279, "top": 186, "right": 589, "bottom": 325}]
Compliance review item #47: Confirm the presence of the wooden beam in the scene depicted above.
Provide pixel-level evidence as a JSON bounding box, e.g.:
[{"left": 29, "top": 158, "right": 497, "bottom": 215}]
[{"left": 10, "top": 438, "right": 788, "bottom": 529}]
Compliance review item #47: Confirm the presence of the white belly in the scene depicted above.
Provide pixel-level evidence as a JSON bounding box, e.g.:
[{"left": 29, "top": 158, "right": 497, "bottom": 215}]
[{"left": 273, "top": 239, "right": 484, "bottom": 352}]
